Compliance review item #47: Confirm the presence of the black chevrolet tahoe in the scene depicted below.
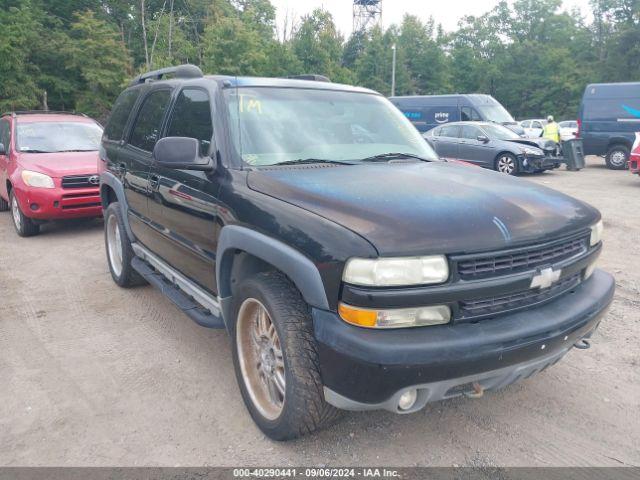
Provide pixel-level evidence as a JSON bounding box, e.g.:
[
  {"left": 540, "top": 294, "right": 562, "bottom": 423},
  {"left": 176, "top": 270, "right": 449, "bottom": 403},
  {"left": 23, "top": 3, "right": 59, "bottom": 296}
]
[{"left": 99, "top": 65, "right": 615, "bottom": 440}]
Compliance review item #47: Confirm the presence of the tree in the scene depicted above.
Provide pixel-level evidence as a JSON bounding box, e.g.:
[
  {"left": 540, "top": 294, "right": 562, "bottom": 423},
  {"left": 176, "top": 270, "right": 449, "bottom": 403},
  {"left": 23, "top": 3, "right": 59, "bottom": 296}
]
[
  {"left": 397, "top": 15, "right": 450, "bottom": 94},
  {"left": 0, "top": 1, "right": 41, "bottom": 111},
  {"left": 64, "top": 10, "right": 132, "bottom": 120},
  {"left": 291, "top": 9, "right": 353, "bottom": 83}
]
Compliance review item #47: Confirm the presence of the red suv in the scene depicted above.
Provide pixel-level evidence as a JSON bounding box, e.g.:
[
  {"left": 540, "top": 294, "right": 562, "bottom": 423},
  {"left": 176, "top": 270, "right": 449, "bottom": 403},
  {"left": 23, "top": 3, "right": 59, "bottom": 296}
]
[{"left": 0, "top": 111, "right": 103, "bottom": 236}]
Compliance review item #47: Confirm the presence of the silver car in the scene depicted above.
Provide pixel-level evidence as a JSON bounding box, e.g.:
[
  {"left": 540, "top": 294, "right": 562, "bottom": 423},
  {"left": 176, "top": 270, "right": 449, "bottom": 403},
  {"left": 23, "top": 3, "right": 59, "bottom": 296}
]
[{"left": 424, "top": 121, "right": 561, "bottom": 175}]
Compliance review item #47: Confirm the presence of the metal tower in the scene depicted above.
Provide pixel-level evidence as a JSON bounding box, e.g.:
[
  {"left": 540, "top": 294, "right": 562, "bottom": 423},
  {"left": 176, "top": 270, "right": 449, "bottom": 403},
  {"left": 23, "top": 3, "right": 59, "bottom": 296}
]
[{"left": 353, "top": 0, "right": 382, "bottom": 33}]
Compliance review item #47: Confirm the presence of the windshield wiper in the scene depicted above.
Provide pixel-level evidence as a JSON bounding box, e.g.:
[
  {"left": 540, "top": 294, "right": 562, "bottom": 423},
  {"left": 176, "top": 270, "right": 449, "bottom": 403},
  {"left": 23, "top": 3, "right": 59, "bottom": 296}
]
[
  {"left": 271, "top": 158, "right": 354, "bottom": 166},
  {"left": 360, "top": 152, "right": 433, "bottom": 162},
  {"left": 20, "top": 149, "right": 51, "bottom": 153},
  {"left": 58, "top": 149, "right": 97, "bottom": 152}
]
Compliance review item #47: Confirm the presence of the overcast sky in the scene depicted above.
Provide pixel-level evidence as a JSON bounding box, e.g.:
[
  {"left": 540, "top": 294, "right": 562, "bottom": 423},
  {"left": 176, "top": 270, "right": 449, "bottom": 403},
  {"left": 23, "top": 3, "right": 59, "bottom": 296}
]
[{"left": 271, "top": 0, "right": 593, "bottom": 38}]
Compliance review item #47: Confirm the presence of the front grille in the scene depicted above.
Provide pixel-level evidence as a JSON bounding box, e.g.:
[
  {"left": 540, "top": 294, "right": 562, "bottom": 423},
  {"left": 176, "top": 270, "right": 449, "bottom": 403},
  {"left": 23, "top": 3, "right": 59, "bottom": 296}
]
[
  {"left": 457, "top": 235, "right": 588, "bottom": 279},
  {"left": 61, "top": 174, "right": 99, "bottom": 189},
  {"left": 459, "top": 272, "right": 581, "bottom": 319}
]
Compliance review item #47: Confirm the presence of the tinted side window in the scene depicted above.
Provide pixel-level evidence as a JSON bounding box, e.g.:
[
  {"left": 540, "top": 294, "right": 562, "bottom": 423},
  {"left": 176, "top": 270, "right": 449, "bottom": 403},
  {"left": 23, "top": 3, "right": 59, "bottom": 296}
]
[
  {"left": 166, "top": 89, "right": 213, "bottom": 155},
  {"left": 461, "top": 125, "right": 482, "bottom": 139},
  {"left": 532, "top": 121, "right": 543, "bottom": 129},
  {"left": 0, "top": 119, "right": 10, "bottom": 150},
  {"left": 129, "top": 89, "right": 172, "bottom": 152},
  {"left": 461, "top": 106, "right": 482, "bottom": 121},
  {"left": 104, "top": 89, "right": 141, "bottom": 141},
  {"left": 440, "top": 125, "right": 460, "bottom": 138}
]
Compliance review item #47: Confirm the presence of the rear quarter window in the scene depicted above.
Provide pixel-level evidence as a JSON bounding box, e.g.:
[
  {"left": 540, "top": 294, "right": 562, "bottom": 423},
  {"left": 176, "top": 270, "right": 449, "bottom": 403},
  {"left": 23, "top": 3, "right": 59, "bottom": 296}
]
[{"left": 104, "top": 89, "right": 141, "bottom": 142}]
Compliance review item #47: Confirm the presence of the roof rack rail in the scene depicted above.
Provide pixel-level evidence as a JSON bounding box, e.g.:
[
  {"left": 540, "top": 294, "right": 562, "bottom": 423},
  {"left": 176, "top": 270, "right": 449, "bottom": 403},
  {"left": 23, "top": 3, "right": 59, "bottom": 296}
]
[
  {"left": 130, "top": 64, "right": 204, "bottom": 87},
  {"left": 2, "top": 110, "right": 87, "bottom": 117},
  {"left": 286, "top": 74, "right": 331, "bottom": 83}
]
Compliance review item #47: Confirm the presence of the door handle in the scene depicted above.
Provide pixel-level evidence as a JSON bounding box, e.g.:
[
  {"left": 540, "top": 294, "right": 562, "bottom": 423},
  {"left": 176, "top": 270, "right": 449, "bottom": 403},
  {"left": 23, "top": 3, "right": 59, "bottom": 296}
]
[{"left": 149, "top": 174, "right": 160, "bottom": 190}]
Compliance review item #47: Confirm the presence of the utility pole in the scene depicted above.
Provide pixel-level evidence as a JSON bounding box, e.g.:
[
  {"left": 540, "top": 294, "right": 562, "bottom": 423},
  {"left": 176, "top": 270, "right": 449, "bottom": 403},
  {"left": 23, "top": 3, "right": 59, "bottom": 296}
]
[{"left": 391, "top": 43, "right": 397, "bottom": 97}]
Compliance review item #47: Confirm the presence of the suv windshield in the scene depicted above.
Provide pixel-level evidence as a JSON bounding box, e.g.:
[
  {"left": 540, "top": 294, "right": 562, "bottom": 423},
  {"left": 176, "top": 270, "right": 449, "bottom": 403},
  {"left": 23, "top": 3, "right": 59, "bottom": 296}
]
[
  {"left": 224, "top": 87, "right": 438, "bottom": 166},
  {"left": 481, "top": 123, "right": 522, "bottom": 141},
  {"left": 17, "top": 121, "right": 103, "bottom": 153}
]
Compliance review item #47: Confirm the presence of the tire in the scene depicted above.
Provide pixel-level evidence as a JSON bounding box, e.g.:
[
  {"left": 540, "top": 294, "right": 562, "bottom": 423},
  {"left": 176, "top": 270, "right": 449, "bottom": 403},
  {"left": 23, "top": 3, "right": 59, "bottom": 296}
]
[
  {"left": 104, "top": 202, "right": 146, "bottom": 287},
  {"left": 495, "top": 153, "right": 519, "bottom": 175},
  {"left": 605, "top": 145, "right": 629, "bottom": 170},
  {"left": 231, "top": 271, "right": 340, "bottom": 440},
  {"left": 10, "top": 191, "right": 40, "bottom": 237}
]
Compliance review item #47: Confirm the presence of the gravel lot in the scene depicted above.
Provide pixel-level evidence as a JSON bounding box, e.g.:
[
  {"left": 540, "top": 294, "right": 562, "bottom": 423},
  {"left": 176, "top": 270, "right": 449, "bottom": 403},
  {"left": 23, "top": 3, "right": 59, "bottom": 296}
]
[{"left": 1, "top": 157, "right": 639, "bottom": 467}]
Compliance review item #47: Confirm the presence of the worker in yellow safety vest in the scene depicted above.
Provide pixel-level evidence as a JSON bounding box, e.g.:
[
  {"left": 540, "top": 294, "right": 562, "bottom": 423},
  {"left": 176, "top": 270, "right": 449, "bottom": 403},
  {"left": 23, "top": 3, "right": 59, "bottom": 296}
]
[{"left": 542, "top": 115, "right": 560, "bottom": 143}]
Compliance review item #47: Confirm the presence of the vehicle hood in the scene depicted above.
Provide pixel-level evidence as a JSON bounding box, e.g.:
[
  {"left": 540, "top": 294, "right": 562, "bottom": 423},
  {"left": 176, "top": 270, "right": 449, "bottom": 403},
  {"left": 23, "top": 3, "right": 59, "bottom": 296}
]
[
  {"left": 247, "top": 162, "right": 599, "bottom": 256},
  {"left": 17, "top": 151, "right": 99, "bottom": 178},
  {"left": 509, "top": 138, "right": 556, "bottom": 151}
]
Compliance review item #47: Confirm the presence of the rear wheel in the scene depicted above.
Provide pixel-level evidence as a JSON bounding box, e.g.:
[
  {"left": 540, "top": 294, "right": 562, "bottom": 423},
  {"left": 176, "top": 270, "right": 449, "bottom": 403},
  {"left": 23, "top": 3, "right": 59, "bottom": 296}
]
[
  {"left": 495, "top": 153, "right": 519, "bottom": 175},
  {"left": 605, "top": 145, "right": 629, "bottom": 170},
  {"left": 10, "top": 191, "right": 40, "bottom": 237},
  {"left": 232, "top": 271, "right": 340, "bottom": 440},
  {"left": 104, "top": 202, "right": 145, "bottom": 287}
]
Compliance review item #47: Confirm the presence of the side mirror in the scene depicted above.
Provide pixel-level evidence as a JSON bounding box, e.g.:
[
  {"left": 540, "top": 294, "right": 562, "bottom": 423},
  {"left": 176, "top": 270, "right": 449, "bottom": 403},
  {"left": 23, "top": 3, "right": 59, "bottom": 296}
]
[
  {"left": 0, "top": 143, "right": 5, "bottom": 155},
  {"left": 477, "top": 135, "right": 489, "bottom": 143},
  {"left": 153, "top": 137, "right": 214, "bottom": 171}
]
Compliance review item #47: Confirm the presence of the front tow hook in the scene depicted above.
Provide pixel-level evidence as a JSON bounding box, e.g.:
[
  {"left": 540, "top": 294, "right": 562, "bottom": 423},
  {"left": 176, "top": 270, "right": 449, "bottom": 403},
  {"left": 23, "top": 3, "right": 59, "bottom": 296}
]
[
  {"left": 573, "top": 339, "right": 591, "bottom": 350},
  {"left": 463, "top": 382, "right": 485, "bottom": 399}
]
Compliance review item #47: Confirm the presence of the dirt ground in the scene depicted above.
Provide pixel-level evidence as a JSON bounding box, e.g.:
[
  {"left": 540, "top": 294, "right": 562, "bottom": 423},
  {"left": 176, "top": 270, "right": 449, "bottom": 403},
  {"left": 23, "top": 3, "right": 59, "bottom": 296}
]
[{"left": 1, "top": 157, "right": 639, "bottom": 467}]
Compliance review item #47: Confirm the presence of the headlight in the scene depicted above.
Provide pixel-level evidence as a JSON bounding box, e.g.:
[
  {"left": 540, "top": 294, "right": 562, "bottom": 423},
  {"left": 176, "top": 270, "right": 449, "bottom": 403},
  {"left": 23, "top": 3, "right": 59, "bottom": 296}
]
[
  {"left": 339, "top": 303, "right": 451, "bottom": 329},
  {"left": 21, "top": 170, "right": 55, "bottom": 189},
  {"left": 343, "top": 255, "right": 449, "bottom": 287},
  {"left": 590, "top": 220, "right": 603, "bottom": 246},
  {"left": 521, "top": 146, "right": 544, "bottom": 156}
]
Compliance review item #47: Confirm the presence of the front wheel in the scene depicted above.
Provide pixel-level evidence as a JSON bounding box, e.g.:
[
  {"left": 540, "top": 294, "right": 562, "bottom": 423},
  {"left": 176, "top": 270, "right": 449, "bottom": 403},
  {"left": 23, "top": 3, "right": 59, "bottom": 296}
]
[
  {"left": 232, "top": 271, "right": 340, "bottom": 440},
  {"left": 10, "top": 191, "right": 40, "bottom": 237},
  {"left": 104, "top": 202, "right": 145, "bottom": 287},
  {"left": 495, "top": 153, "right": 519, "bottom": 175},
  {"left": 605, "top": 145, "right": 629, "bottom": 170}
]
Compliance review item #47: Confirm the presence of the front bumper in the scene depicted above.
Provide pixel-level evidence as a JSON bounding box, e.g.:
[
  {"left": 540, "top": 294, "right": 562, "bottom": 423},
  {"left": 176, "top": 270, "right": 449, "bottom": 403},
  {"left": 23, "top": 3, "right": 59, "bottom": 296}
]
[
  {"left": 521, "top": 155, "right": 562, "bottom": 172},
  {"left": 14, "top": 185, "right": 102, "bottom": 220},
  {"left": 313, "top": 269, "right": 614, "bottom": 412}
]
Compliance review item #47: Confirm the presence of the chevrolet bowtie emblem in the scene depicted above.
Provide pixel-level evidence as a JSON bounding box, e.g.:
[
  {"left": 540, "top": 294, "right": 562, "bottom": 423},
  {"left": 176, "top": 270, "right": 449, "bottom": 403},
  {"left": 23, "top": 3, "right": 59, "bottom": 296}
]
[{"left": 530, "top": 267, "right": 561, "bottom": 290}]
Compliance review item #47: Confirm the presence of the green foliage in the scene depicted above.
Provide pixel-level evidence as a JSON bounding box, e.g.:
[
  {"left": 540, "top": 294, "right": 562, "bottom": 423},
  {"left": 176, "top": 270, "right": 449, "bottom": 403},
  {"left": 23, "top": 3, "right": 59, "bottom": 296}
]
[
  {"left": 0, "top": 1, "right": 41, "bottom": 111},
  {"left": 64, "top": 10, "right": 132, "bottom": 120},
  {"left": 291, "top": 9, "right": 353, "bottom": 83},
  {"left": 2, "top": 0, "right": 640, "bottom": 121}
]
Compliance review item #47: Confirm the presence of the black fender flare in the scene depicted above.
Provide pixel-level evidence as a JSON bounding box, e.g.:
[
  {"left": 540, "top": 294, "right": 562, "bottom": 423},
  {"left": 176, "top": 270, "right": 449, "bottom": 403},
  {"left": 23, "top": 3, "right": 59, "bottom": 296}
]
[
  {"left": 606, "top": 137, "right": 632, "bottom": 151},
  {"left": 216, "top": 225, "right": 330, "bottom": 324},
  {"left": 100, "top": 171, "right": 135, "bottom": 242}
]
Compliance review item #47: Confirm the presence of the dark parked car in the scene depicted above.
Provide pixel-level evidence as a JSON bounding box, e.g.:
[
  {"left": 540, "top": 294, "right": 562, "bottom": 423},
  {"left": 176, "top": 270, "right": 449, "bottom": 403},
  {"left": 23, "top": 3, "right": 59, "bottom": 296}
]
[
  {"left": 390, "top": 94, "right": 526, "bottom": 136},
  {"left": 100, "top": 65, "right": 613, "bottom": 440},
  {"left": 579, "top": 82, "right": 640, "bottom": 169},
  {"left": 424, "top": 121, "right": 561, "bottom": 175}
]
